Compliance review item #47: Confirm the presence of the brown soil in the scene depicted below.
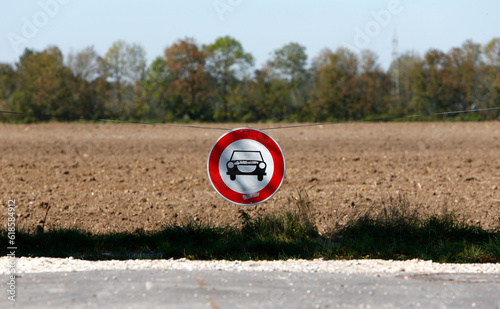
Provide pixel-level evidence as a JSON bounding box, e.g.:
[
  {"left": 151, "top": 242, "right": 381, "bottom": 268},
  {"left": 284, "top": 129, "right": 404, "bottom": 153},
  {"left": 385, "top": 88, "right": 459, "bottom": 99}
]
[{"left": 1, "top": 122, "right": 499, "bottom": 234}]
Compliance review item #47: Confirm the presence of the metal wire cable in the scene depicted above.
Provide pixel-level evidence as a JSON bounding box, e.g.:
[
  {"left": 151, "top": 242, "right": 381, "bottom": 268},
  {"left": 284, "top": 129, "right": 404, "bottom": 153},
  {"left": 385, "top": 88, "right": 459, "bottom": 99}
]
[
  {"left": 1, "top": 106, "right": 499, "bottom": 131},
  {"left": 0, "top": 110, "right": 231, "bottom": 131},
  {"left": 260, "top": 107, "right": 500, "bottom": 130}
]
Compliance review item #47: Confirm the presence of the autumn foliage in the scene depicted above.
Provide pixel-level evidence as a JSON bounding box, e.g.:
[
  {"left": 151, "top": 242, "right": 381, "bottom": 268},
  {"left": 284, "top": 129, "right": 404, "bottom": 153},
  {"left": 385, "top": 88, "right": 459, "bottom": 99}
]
[{"left": 1, "top": 36, "right": 499, "bottom": 123}]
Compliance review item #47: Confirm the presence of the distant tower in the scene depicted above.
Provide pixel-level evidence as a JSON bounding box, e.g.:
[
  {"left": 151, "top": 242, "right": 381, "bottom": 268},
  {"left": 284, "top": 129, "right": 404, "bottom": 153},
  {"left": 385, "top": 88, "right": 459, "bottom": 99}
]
[{"left": 391, "top": 29, "right": 400, "bottom": 105}]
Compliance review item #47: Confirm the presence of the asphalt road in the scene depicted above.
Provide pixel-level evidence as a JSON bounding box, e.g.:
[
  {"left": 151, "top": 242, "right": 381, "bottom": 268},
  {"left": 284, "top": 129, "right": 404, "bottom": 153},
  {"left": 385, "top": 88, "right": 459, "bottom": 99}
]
[{"left": 3, "top": 270, "right": 500, "bottom": 308}]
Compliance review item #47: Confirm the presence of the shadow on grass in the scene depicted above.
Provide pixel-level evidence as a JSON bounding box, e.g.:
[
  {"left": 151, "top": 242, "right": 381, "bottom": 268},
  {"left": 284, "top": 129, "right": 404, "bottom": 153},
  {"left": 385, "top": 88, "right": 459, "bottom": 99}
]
[
  {"left": 1, "top": 194, "right": 499, "bottom": 262},
  {"left": 0, "top": 212, "right": 320, "bottom": 261},
  {"left": 324, "top": 195, "right": 500, "bottom": 263}
]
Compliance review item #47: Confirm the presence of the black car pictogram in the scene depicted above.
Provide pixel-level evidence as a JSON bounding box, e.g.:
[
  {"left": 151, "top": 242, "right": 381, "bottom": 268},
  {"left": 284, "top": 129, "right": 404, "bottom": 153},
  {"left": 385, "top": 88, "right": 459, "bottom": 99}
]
[{"left": 226, "top": 150, "right": 267, "bottom": 181}]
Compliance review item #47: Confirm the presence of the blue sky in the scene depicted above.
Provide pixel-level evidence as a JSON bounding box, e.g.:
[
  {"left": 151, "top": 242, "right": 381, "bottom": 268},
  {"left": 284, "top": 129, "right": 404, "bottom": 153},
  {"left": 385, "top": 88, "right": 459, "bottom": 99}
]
[{"left": 2, "top": 0, "right": 499, "bottom": 71}]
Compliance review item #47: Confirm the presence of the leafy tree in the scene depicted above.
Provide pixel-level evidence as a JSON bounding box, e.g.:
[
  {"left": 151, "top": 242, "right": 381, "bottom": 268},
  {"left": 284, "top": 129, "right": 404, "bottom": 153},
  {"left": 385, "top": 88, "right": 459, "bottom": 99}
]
[
  {"left": 357, "top": 50, "right": 390, "bottom": 117},
  {"left": 204, "top": 36, "right": 253, "bottom": 121},
  {"left": 307, "top": 47, "right": 359, "bottom": 121},
  {"left": 164, "top": 38, "right": 214, "bottom": 120},
  {"left": 412, "top": 41, "right": 484, "bottom": 117},
  {"left": 102, "top": 40, "right": 147, "bottom": 117},
  {"left": 10, "top": 47, "right": 76, "bottom": 121},
  {"left": 388, "top": 52, "right": 421, "bottom": 115},
  {"left": 442, "top": 40, "right": 482, "bottom": 112},
  {"left": 245, "top": 68, "right": 271, "bottom": 121},
  {"left": 67, "top": 46, "right": 100, "bottom": 82},
  {"left": 268, "top": 43, "right": 309, "bottom": 114},
  {"left": 484, "top": 38, "right": 500, "bottom": 67},
  {"left": 139, "top": 57, "right": 172, "bottom": 121},
  {"left": 483, "top": 38, "right": 500, "bottom": 118},
  {"left": 0, "top": 63, "right": 15, "bottom": 112},
  {"left": 268, "top": 42, "right": 308, "bottom": 85},
  {"left": 67, "top": 46, "right": 109, "bottom": 118},
  {"left": 413, "top": 49, "right": 447, "bottom": 114}
]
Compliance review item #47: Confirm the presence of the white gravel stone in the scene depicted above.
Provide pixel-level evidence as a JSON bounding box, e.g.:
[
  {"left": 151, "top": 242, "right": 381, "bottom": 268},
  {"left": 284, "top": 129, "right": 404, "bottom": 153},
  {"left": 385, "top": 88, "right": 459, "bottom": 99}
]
[{"left": 1, "top": 257, "right": 500, "bottom": 275}]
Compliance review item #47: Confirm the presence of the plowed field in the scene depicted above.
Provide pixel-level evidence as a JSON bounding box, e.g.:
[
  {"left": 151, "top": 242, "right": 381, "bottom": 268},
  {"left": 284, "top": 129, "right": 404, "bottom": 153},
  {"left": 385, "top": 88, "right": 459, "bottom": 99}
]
[{"left": 1, "top": 122, "right": 499, "bottom": 233}]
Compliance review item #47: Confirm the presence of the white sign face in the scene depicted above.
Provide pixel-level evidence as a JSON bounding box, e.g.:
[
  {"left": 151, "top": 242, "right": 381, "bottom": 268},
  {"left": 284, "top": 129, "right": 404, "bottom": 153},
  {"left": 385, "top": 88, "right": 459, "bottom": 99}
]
[
  {"left": 218, "top": 139, "right": 274, "bottom": 194},
  {"left": 207, "top": 128, "right": 286, "bottom": 206}
]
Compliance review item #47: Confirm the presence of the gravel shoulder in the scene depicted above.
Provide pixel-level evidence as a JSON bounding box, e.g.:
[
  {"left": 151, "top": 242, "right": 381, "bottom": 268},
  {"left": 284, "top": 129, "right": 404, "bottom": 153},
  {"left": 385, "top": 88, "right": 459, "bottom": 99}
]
[{"left": 2, "top": 257, "right": 500, "bottom": 275}]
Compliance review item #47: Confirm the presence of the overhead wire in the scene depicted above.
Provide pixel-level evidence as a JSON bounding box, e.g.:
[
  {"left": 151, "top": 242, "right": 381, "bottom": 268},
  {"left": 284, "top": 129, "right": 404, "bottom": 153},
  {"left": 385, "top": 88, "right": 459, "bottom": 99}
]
[
  {"left": 260, "top": 107, "right": 500, "bottom": 130},
  {"left": 0, "top": 106, "right": 499, "bottom": 131}
]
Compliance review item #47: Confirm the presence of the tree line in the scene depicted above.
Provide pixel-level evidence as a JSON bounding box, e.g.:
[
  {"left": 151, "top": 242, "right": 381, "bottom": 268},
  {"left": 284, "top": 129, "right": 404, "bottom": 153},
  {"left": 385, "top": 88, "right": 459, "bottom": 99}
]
[{"left": 1, "top": 36, "right": 499, "bottom": 123}]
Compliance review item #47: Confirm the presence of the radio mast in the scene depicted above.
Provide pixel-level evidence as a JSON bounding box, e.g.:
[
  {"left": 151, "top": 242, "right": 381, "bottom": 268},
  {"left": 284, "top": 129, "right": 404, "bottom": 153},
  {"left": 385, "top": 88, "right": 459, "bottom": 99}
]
[{"left": 391, "top": 29, "right": 400, "bottom": 104}]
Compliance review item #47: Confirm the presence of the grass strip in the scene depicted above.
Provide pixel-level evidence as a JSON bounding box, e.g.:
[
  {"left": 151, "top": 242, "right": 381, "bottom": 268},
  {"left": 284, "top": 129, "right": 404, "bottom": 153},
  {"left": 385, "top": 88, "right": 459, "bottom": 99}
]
[{"left": 1, "top": 194, "right": 499, "bottom": 262}]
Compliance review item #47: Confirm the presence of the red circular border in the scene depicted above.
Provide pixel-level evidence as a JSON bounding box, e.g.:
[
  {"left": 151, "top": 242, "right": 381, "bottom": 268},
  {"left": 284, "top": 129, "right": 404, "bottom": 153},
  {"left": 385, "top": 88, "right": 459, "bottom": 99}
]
[{"left": 207, "top": 128, "right": 285, "bottom": 205}]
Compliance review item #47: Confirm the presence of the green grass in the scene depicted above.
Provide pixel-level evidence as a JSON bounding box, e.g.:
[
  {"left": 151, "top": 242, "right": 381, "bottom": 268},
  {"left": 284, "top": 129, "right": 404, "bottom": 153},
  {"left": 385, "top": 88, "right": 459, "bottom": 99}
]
[
  {"left": 1, "top": 193, "right": 499, "bottom": 262},
  {"left": 323, "top": 195, "right": 499, "bottom": 262}
]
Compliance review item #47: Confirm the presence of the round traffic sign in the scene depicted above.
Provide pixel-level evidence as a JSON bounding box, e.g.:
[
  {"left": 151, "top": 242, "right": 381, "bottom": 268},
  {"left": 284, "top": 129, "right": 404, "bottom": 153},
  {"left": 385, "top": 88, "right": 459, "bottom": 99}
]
[{"left": 207, "top": 128, "right": 286, "bottom": 206}]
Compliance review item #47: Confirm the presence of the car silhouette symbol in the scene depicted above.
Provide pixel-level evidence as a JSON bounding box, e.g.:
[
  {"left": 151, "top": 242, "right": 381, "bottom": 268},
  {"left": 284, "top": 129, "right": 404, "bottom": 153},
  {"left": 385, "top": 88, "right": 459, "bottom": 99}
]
[{"left": 226, "top": 150, "right": 267, "bottom": 181}]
